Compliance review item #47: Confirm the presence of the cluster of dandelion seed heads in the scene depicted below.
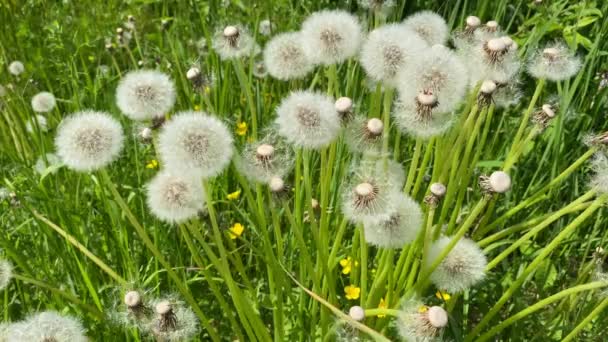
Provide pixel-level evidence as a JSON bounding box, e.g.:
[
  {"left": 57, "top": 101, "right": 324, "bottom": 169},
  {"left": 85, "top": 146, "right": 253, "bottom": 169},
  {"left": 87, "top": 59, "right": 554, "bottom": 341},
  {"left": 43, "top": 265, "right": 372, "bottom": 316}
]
[
  {"left": 55, "top": 110, "right": 124, "bottom": 172},
  {"left": 31, "top": 91, "right": 56, "bottom": 113},
  {"left": 116, "top": 69, "right": 176, "bottom": 121},
  {"left": 146, "top": 170, "right": 205, "bottom": 223},
  {"left": 158, "top": 111, "right": 234, "bottom": 178},
  {"left": 5, "top": 311, "right": 88, "bottom": 342},
  {"left": 426, "top": 236, "right": 487, "bottom": 293},
  {"left": 528, "top": 41, "right": 581, "bottom": 81},
  {"left": 264, "top": 32, "right": 313, "bottom": 80},
  {"left": 402, "top": 11, "right": 449, "bottom": 46},
  {"left": 362, "top": 193, "right": 423, "bottom": 248},
  {"left": 212, "top": 24, "right": 258, "bottom": 60}
]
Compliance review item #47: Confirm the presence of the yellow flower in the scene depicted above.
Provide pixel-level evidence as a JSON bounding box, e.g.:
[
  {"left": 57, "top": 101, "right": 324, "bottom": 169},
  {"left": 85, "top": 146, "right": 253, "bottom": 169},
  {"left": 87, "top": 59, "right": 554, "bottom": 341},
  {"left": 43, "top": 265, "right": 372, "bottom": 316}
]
[
  {"left": 377, "top": 297, "right": 387, "bottom": 318},
  {"left": 344, "top": 285, "right": 360, "bottom": 300},
  {"left": 228, "top": 223, "right": 244, "bottom": 239},
  {"left": 418, "top": 305, "right": 429, "bottom": 313},
  {"left": 435, "top": 290, "right": 451, "bottom": 301},
  {"left": 236, "top": 121, "right": 248, "bottom": 136},
  {"left": 146, "top": 159, "right": 159, "bottom": 169},
  {"left": 339, "top": 257, "right": 358, "bottom": 275},
  {"left": 204, "top": 86, "right": 211, "bottom": 94},
  {"left": 194, "top": 105, "right": 201, "bottom": 111},
  {"left": 227, "top": 190, "right": 241, "bottom": 200}
]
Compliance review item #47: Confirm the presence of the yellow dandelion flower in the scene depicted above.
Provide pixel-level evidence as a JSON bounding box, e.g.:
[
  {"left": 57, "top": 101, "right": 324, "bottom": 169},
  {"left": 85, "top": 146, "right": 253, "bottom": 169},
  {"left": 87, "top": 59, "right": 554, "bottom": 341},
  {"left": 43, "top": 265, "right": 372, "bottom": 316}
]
[
  {"left": 344, "top": 285, "right": 360, "bottom": 300},
  {"left": 146, "top": 159, "right": 159, "bottom": 169},
  {"left": 236, "top": 121, "right": 248, "bottom": 136},
  {"left": 377, "top": 297, "right": 387, "bottom": 318},
  {"left": 435, "top": 290, "right": 451, "bottom": 301},
  {"left": 227, "top": 190, "right": 241, "bottom": 200},
  {"left": 339, "top": 256, "right": 358, "bottom": 275},
  {"left": 228, "top": 223, "right": 244, "bottom": 239},
  {"left": 194, "top": 105, "right": 201, "bottom": 111}
]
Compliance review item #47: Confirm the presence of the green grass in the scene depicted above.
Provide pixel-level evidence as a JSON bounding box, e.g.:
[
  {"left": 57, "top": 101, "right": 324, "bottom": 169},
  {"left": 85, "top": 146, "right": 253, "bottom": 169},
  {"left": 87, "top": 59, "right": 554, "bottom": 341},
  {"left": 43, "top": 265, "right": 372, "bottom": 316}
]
[{"left": 1, "top": 0, "right": 608, "bottom": 341}]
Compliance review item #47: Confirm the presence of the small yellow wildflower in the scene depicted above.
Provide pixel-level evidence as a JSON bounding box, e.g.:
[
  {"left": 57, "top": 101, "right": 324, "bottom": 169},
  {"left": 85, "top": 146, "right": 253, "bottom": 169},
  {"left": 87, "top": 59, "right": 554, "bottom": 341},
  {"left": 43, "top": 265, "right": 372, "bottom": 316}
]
[
  {"left": 146, "top": 159, "right": 159, "bottom": 169},
  {"left": 339, "top": 257, "right": 358, "bottom": 275},
  {"left": 435, "top": 290, "right": 451, "bottom": 301},
  {"left": 417, "top": 305, "right": 429, "bottom": 313},
  {"left": 377, "top": 297, "right": 387, "bottom": 318},
  {"left": 236, "top": 121, "right": 248, "bottom": 136},
  {"left": 228, "top": 223, "right": 244, "bottom": 239},
  {"left": 227, "top": 190, "right": 241, "bottom": 200},
  {"left": 194, "top": 105, "right": 201, "bottom": 111},
  {"left": 344, "top": 285, "right": 360, "bottom": 300}
]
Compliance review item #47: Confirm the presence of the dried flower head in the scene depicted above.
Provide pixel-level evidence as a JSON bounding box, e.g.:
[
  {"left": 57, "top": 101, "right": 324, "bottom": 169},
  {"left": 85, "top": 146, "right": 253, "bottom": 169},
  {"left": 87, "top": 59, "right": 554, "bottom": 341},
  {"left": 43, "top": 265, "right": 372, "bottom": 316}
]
[
  {"left": 344, "top": 116, "right": 384, "bottom": 155},
  {"left": 360, "top": 24, "right": 427, "bottom": 86},
  {"left": 341, "top": 163, "right": 398, "bottom": 222},
  {"left": 212, "top": 25, "right": 258, "bottom": 60},
  {"left": 402, "top": 11, "right": 449, "bottom": 46},
  {"left": 146, "top": 170, "right": 205, "bottom": 223},
  {"left": 426, "top": 236, "right": 487, "bottom": 292},
  {"left": 528, "top": 41, "right": 581, "bottom": 81},
  {"left": 264, "top": 32, "right": 314, "bottom": 80},
  {"left": 397, "top": 300, "right": 448, "bottom": 342},
  {"left": 116, "top": 69, "right": 176, "bottom": 121},
  {"left": 158, "top": 111, "right": 234, "bottom": 179},
  {"left": 348, "top": 306, "right": 365, "bottom": 321},
  {"left": 393, "top": 91, "right": 453, "bottom": 139},
  {"left": 8, "top": 61, "right": 24, "bottom": 76},
  {"left": 5, "top": 311, "right": 87, "bottom": 342},
  {"left": 150, "top": 299, "right": 199, "bottom": 342},
  {"left": 479, "top": 170, "right": 511, "bottom": 194},
  {"left": 31, "top": 91, "right": 56, "bottom": 113},
  {"left": 55, "top": 110, "right": 124, "bottom": 172},
  {"left": 235, "top": 131, "right": 294, "bottom": 183},
  {"left": 362, "top": 193, "right": 423, "bottom": 248},
  {"left": 300, "top": 10, "right": 363, "bottom": 65},
  {"left": 25, "top": 114, "right": 48, "bottom": 133},
  {"left": 0, "top": 259, "right": 13, "bottom": 290},
  {"left": 275, "top": 90, "right": 341, "bottom": 149}
]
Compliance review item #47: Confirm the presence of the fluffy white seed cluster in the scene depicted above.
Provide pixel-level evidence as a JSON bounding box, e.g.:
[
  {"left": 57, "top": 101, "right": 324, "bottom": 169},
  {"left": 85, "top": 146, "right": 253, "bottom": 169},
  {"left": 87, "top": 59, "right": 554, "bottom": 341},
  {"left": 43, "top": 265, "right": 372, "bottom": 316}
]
[
  {"left": 274, "top": 90, "right": 341, "bottom": 150},
  {"left": 402, "top": 11, "right": 449, "bottom": 46},
  {"left": 34, "top": 153, "right": 62, "bottom": 175},
  {"left": 426, "top": 236, "right": 487, "bottom": 293},
  {"left": 146, "top": 170, "right": 205, "bottom": 223},
  {"left": 234, "top": 132, "right": 294, "bottom": 183},
  {"left": 527, "top": 41, "right": 581, "bottom": 81},
  {"left": 8, "top": 60, "right": 25, "bottom": 76},
  {"left": 150, "top": 299, "right": 200, "bottom": 341},
  {"left": 55, "top": 110, "right": 124, "bottom": 172},
  {"left": 0, "top": 259, "right": 13, "bottom": 290},
  {"left": 31, "top": 91, "right": 56, "bottom": 113},
  {"left": 259, "top": 19, "right": 273, "bottom": 36},
  {"left": 25, "top": 114, "right": 48, "bottom": 133},
  {"left": 158, "top": 111, "right": 234, "bottom": 179},
  {"left": 263, "top": 32, "right": 314, "bottom": 80},
  {"left": 300, "top": 10, "right": 363, "bottom": 65},
  {"left": 362, "top": 193, "right": 423, "bottom": 248},
  {"left": 360, "top": 24, "right": 427, "bottom": 86},
  {"left": 590, "top": 153, "right": 608, "bottom": 194},
  {"left": 344, "top": 116, "right": 384, "bottom": 155},
  {"left": 212, "top": 25, "right": 258, "bottom": 60},
  {"left": 116, "top": 69, "right": 176, "bottom": 121},
  {"left": 5, "top": 311, "right": 88, "bottom": 342},
  {"left": 397, "top": 300, "right": 449, "bottom": 342}
]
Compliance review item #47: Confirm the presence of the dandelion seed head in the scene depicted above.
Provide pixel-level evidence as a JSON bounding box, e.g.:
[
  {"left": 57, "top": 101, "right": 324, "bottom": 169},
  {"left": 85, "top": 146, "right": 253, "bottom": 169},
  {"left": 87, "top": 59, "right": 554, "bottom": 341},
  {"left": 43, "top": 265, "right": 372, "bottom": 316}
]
[
  {"left": 480, "top": 80, "right": 497, "bottom": 94},
  {"left": 489, "top": 171, "right": 511, "bottom": 193},
  {"left": 212, "top": 24, "right": 258, "bottom": 60},
  {"left": 124, "top": 290, "right": 142, "bottom": 308},
  {"left": 275, "top": 90, "right": 340, "bottom": 149},
  {"left": 402, "top": 11, "right": 449, "bottom": 46},
  {"left": 264, "top": 32, "right": 314, "bottom": 80},
  {"left": 150, "top": 298, "right": 199, "bottom": 342},
  {"left": 146, "top": 170, "right": 205, "bottom": 223},
  {"left": 348, "top": 306, "right": 365, "bottom": 321},
  {"left": 8, "top": 61, "right": 24, "bottom": 76},
  {"left": 493, "top": 79, "right": 522, "bottom": 108},
  {"left": 430, "top": 183, "right": 446, "bottom": 197},
  {"left": 269, "top": 176, "right": 286, "bottom": 193},
  {"left": 235, "top": 131, "right": 294, "bottom": 183},
  {"left": 427, "top": 236, "right": 487, "bottom": 293},
  {"left": 186, "top": 67, "right": 200, "bottom": 80},
  {"left": 393, "top": 94, "right": 453, "bottom": 139},
  {"left": 345, "top": 116, "right": 385, "bottom": 155},
  {"left": 259, "top": 19, "right": 273, "bottom": 36},
  {"left": 34, "top": 153, "right": 62, "bottom": 175},
  {"left": 158, "top": 111, "right": 234, "bottom": 178},
  {"left": 25, "top": 114, "right": 48, "bottom": 133},
  {"left": 5, "top": 311, "right": 87, "bottom": 342},
  {"left": 335, "top": 97, "right": 353, "bottom": 113},
  {"left": 528, "top": 41, "right": 581, "bottom": 81},
  {"left": 466, "top": 34, "right": 520, "bottom": 85},
  {"left": 363, "top": 193, "right": 422, "bottom": 248},
  {"left": 466, "top": 16, "right": 481, "bottom": 29},
  {"left": 55, "top": 110, "right": 124, "bottom": 172},
  {"left": 342, "top": 163, "right": 398, "bottom": 222},
  {"left": 0, "top": 260, "right": 13, "bottom": 290},
  {"left": 426, "top": 306, "right": 448, "bottom": 328},
  {"left": 301, "top": 10, "right": 363, "bottom": 65},
  {"left": 116, "top": 69, "right": 176, "bottom": 121},
  {"left": 397, "top": 300, "right": 447, "bottom": 342},
  {"left": 31, "top": 91, "right": 56, "bottom": 113}
]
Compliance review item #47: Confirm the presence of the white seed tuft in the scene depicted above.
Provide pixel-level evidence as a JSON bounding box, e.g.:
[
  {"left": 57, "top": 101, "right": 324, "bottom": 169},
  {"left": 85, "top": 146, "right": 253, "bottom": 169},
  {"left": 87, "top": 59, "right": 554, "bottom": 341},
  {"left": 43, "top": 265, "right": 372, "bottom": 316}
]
[
  {"left": 489, "top": 171, "right": 511, "bottom": 193},
  {"left": 146, "top": 170, "right": 205, "bottom": 223},
  {"left": 31, "top": 91, "right": 56, "bottom": 113},
  {"left": 402, "top": 11, "right": 449, "bottom": 45},
  {"left": 116, "top": 69, "right": 176, "bottom": 121},
  {"left": 362, "top": 193, "right": 423, "bottom": 248},
  {"left": 348, "top": 306, "right": 365, "bottom": 321},
  {"left": 263, "top": 32, "right": 313, "bottom": 80},
  {"left": 0, "top": 259, "right": 13, "bottom": 290},
  {"left": 430, "top": 183, "right": 447, "bottom": 197},
  {"left": 427, "top": 306, "right": 448, "bottom": 328},
  {"left": 528, "top": 41, "right": 581, "bottom": 81},
  {"left": 5, "top": 311, "right": 88, "bottom": 342},
  {"left": 8, "top": 61, "right": 24, "bottom": 76}
]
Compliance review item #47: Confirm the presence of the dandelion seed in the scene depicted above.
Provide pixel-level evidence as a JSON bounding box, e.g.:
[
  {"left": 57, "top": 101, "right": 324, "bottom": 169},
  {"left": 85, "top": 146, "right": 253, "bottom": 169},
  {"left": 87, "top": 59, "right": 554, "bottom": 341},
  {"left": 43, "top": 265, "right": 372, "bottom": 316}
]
[
  {"left": 402, "top": 11, "right": 449, "bottom": 46},
  {"left": 151, "top": 299, "right": 199, "bottom": 342},
  {"left": 31, "top": 91, "right": 56, "bottom": 113},
  {"left": 426, "top": 236, "right": 487, "bottom": 293},
  {"left": 228, "top": 223, "right": 245, "bottom": 239},
  {"left": 274, "top": 90, "right": 341, "bottom": 149},
  {"left": 344, "top": 285, "right": 361, "bottom": 300},
  {"left": 25, "top": 114, "right": 48, "bottom": 133},
  {"left": 468, "top": 35, "right": 520, "bottom": 85},
  {"left": 0, "top": 260, "right": 13, "bottom": 290},
  {"left": 264, "top": 32, "right": 313, "bottom": 80},
  {"left": 55, "top": 110, "right": 124, "bottom": 172},
  {"left": 235, "top": 132, "right": 294, "bottom": 183},
  {"left": 146, "top": 170, "right": 205, "bottom": 223},
  {"left": 362, "top": 193, "right": 423, "bottom": 248},
  {"left": 252, "top": 61, "right": 268, "bottom": 78},
  {"left": 300, "top": 10, "right": 363, "bottom": 65},
  {"left": 212, "top": 25, "right": 258, "bottom": 60},
  {"left": 5, "top": 311, "right": 88, "bottom": 342},
  {"left": 116, "top": 69, "right": 176, "bottom": 121},
  {"left": 259, "top": 19, "right": 273, "bottom": 36},
  {"left": 479, "top": 170, "right": 511, "bottom": 194},
  {"left": 34, "top": 153, "right": 62, "bottom": 175},
  {"left": 8, "top": 61, "right": 24, "bottom": 76},
  {"left": 528, "top": 41, "right": 581, "bottom": 81},
  {"left": 340, "top": 256, "right": 359, "bottom": 275},
  {"left": 348, "top": 306, "right": 365, "bottom": 321},
  {"left": 344, "top": 116, "right": 384, "bottom": 155},
  {"left": 158, "top": 111, "right": 234, "bottom": 179},
  {"left": 360, "top": 24, "right": 427, "bottom": 86},
  {"left": 397, "top": 300, "right": 448, "bottom": 342}
]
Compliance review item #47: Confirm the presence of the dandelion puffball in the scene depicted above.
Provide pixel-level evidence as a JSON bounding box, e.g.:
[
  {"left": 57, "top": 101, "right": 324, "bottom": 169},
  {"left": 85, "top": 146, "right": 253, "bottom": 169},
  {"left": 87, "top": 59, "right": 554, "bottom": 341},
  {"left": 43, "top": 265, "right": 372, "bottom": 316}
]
[
  {"left": 55, "top": 110, "right": 124, "bottom": 172},
  {"left": 300, "top": 10, "right": 363, "bottom": 65},
  {"left": 392, "top": 92, "right": 453, "bottom": 139},
  {"left": 158, "top": 111, "right": 234, "bottom": 178},
  {"left": 116, "top": 69, "right": 176, "bottom": 121},
  {"left": 212, "top": 25, "right": 258, "bottom": 60},
  {"left": 397, "top": 300, "right": 449, "bottom": 342},
  {"left": 362, "top": 193, "right": 423, "bottom": 248},
  {"left": 341, "top": 165, "right": 398, "bottom": 222},
  {"left": 426, "top": 236, "right": 487, "bottom": 293},
  {"left": 402, "top": 11, "right": 449, "bottom": 46},
  {"left": 235, "top": 132, "right": 294, "bottom": 183},
  {"left": 274, "top": 90, "right": 341, "bottom": 149},
  {"left": 8, "top": 61, "right": 24, "bottom": 76},
  {"left": 263, "top": 32, "right": 314, "bottom": 80},
  {"left": 348, "top": 306, "right": 365, "bottom": 321},
  {"left": 31, "top": 91, "right": 56, "bottom": 113},
  {"left": 5, "top": 311, "right": 88, "bottom": 342},
  {"left": 360, "top": 24, "right": 428, "bottom": 86},
  {"left": 151, "top": 299, "right": 200, "bottom": 341},
  {"left": 146, "top": 170, "right": 205, "bottom": 223},
  {"left": 528, "top": 42, "right": 581, "bottom": 81},
  {"left": 344, "top": 116, "right": 384, "bottom": 155},
  {"left": 0, "top": 259, "right": 13, "bottom": 290}
]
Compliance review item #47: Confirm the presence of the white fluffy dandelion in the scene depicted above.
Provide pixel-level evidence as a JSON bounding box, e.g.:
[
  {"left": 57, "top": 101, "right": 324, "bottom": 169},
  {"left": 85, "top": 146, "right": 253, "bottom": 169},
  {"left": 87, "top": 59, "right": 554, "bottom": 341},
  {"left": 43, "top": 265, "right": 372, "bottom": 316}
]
[
  {"left": 360, "top": 24, "right": 427, "bottom": 86},
  {"left": 55, "top": 110, "right": 124, "bottom": 172},
  {"left": 158, "top": 111, "right": 234, "bottom": 178},
  {"left": 146, "top": 170, "right": 205, "bottom": 223},
  {"left": 8, "top": 61, "right": 24, "bottom": 76},
  {"left": 426, "top": 236, "right": 487, "bottom": 293},
  {"left": 5, "top": 311, "right": 87, "bottom": 342},
  {"left": 274, "top": 91, "right": 341, "bottom": 149},
  {"left": 234, "top": 132, "right": 294, "bottom": 183},
  {"left": 397, "top": 300, "right": 448, "bottom": 342},
  {"left": 468, "top": 36, "right": 521, "bottom": 85},
  {"left": 362, "top": 193, "right": 423, "bottom": 248},
  {"left": 116, "top": 69, "right": 176, "bottom": 121},
  {"left": 373, "top": 158, "right": 406, "bottom": 189},
  {"left": 402, "top": 11, "right": 449, "bottom": 46},
  {"left": 300, "top": 10, "right": 363, "bottom": 65},
  {"left": 259, "top": 19, "right": 273, "bottom": 36},
  {"left": 212, "top": 25, "right": 258, "bottom": 60},
  {"left": 344, "top": 116, "right": 384, "bottom": 155},
  {"left": 25, "top": 114, "right": 48, "bottom": 133},
  {"left": 0, "top": 259, "right": 13, "bottom": 290},
  {"left": 528, "top": 41, "right": 581, "bottom": 81},
  {"left": 264, "top": 32, "right": 314, "bottom": 80},
  {"left": 150, "top": 299, "right": 200, "bottom": 342},
  {"left": 590, "top": 152, "right": 608, "bottom": 194},
  {"left": 358, "top": 0, "right": 395, "bottom": 15},
  {"left": 392, "top": 92, "right": 453, "bottom": 139},
  {"left": 31, "top": 91, "right": 56, "bottom": 113}
]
